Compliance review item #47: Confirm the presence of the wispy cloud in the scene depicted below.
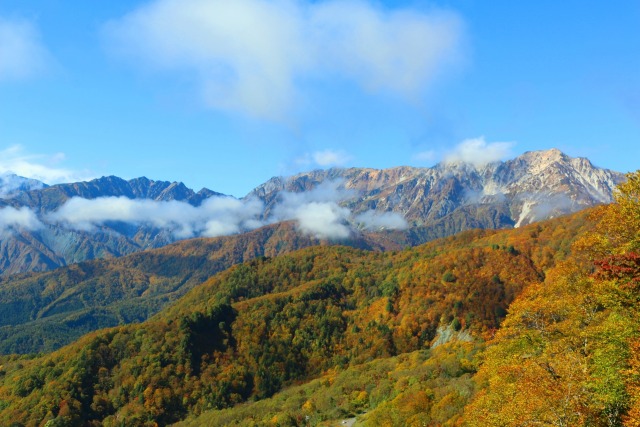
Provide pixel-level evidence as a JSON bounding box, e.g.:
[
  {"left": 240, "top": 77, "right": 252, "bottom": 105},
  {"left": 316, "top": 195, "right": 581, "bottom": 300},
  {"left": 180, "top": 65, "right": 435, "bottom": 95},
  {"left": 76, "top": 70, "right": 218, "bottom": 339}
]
[
  {"left": 0, "top": 145, "right": 94, "bottom": 184},
  {"left": 0, "top": 206, "right": 43, "bottom": 235},
  {"left": 0, "top": 173, "right": 45, "bottom": 197},
  {"left": 443, "top": 137, "right": 514, "bottom": 167},
  {"left": 413, "top": 149, "right": 437, "bottom": 164},
  {"left": 47, "top": 196, "right": 264, "bottom": 238},
  {"left": 103, "top": 0, "right": 463, "bottom": 120},
  {"left": 0, "top": 17, "right": 51, "bottom": 81},
  {"left": 296, "top": 149, "right": 352, "bottom": 168},
  {"left": 313, "top": 150, "right": 352, "bottom": 167}
]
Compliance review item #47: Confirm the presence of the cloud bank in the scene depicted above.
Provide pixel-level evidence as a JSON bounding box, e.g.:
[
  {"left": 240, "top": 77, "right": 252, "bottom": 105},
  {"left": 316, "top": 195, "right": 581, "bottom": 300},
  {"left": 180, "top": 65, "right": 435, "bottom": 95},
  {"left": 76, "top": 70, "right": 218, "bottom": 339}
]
[
  {"left": 271, "top": 180, "right": 407, "bottom": 238},
  {"left": 104, "top": 0, "right": 463, "bottom": 119},
  {"left": 0, "top": 17, "right": 50, "bottom": 81},
  {"left": 0, "top": 145, "right": 94, "bottom": 184},
  {"left": 47, "top": 196, "right": 264, "bottom": 238},
  {"left": 444, "top": 137, "right": 514, "bottom": 167},
  {"left": 10, "top": 179, "right": 407, "bottom": 241}
]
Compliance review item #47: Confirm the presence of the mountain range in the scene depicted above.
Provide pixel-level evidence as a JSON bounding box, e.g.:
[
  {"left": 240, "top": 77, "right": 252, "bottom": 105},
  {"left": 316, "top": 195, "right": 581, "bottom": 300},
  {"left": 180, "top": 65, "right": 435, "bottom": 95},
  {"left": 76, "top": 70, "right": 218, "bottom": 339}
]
[
  {"left": 0, "top": 149, "right": 624, "bottom": 277},
  {"left": 0, "top": 150, "right": 636, "bottom": 426}
]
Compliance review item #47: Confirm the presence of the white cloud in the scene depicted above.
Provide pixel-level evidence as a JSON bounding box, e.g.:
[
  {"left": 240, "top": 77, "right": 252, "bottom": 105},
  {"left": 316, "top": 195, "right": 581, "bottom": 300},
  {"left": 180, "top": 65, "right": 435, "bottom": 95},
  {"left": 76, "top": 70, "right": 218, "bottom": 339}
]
[
  {"left": 43, "top": 178, "right": 409, "bottom": 241},
  {"left": 271, "top": 180, "right": 353, "bottom": 238},
  {"left": 444, "top": 137, "right": 514, "bottom": 167},
  {"left": 296, "top": 149, "right": 352, "bottom": 168},
  {"left": 0, "top": 17, "right": 50, "bottom": 81},
  {"left": 104, "top": 0, "right": 463, "bottom": 119},
  {"left": 312, "top": 150, "right": 351, "bottom": 167},
  {"left": 413, "top": 149, "right": 437, "bottom": 164},
  {"left": 294, "top": 202, "right": 351, "bottom": 238},
  {"left": 271, "top": 180, "right": 407, "bottom": 238},
  {"left": 0, "top": 145, "right": 94, "bottom": 184},
  {"left": 47, "top": 195, "right": 264, "bottom": 238},
  {"left": 49, "top": 180, "right": 408, "bottom": 241},
  {"left": 0, "top": 173, "right": 45, "bottom": 197},
  {"left": 0, "top": 206, "right": 43, "bottom": 234},
  {"left": 355, "top": 210, "right": 408, "bottom": 230}
]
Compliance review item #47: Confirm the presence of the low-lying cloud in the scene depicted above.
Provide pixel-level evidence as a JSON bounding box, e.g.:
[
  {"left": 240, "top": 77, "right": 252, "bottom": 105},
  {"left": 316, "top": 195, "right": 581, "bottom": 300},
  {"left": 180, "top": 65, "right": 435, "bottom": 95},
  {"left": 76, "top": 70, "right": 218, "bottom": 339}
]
[
  {"left": 444, "top": 137, "right": 514, "bottom": 167},
  {"left": 104, "top": 0, "right": 463, "bottom": 119},
  {"left": 271, "top": 181, "right": 354, "bottom": 238},
  {"left": 0, "top": 206, "right": 43, "bottom": 234},
  {"left": 271, "top": 180, "right": 407, "bottom": 238},
  {"left": 48, "top": 196, "right": 264, "bottom": 238},
  {"left": 33, "top": 180, "right": 408, "bottom": 241},
  {"left": 0, "top": 17, "right": 50, "bottom": 81},
  {"left": 292, "top": 202, "right": 352, "bottom": 239}
]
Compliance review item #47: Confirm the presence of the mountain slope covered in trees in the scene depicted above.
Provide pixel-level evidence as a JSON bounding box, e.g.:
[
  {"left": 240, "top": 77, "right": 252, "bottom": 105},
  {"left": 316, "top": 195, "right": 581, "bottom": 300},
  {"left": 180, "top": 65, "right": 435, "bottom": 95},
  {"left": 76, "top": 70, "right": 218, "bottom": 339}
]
[
  {"left": 1, "top": 170, "right": 639, "bottom": 426},
  {"left": 0, "top": 221, "right": 397, "bottom": 354},
  {"left": 0, "top": 209, "right": 591, "bottom": 426},
  {"left": 176, "top": 173, "right": 640, "bottom": 427}
]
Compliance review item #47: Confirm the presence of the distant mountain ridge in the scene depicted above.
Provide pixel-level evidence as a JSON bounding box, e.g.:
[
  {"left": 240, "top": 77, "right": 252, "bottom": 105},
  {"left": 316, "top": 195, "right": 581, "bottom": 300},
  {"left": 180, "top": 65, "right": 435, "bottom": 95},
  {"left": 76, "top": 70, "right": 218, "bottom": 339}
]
[
  {"left": 0, "top": 149, "right": 626, "bottom": 275},
  {"left": 0, "top": 176, "right": 226, "bottom": 275},
  {"left": 251, "top": 148, "right": 623, "bottom": 228},
  {"left": 10, "top": 175, "right": 224, "bottom": 212}
]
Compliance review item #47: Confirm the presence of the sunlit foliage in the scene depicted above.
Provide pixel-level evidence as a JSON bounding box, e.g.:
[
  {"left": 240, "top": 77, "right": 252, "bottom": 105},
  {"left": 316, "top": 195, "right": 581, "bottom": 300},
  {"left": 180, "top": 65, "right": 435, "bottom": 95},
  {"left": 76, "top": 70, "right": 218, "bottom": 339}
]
[{"left": 0, "top": 209, "right": 591, "bottom": 426}]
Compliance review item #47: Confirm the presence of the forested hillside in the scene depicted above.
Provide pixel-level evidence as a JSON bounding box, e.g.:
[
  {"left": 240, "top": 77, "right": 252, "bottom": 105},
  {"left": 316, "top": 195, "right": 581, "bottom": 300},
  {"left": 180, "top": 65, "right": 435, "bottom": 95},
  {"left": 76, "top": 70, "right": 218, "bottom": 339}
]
[
  {"left": 0, "top": 203, "right": 580, "bottom": 356},
  {"left": 0, "top": 208, "right": 591, "bottom": 426},
  {"left": 461, "top": 173, "right": 640, "bottom": 426},
  {"left": 0, "top": 221, "right": 370, "bottom": 354},
  {"left": 176, "top": 172, "right": 640, "bottom": 426}
]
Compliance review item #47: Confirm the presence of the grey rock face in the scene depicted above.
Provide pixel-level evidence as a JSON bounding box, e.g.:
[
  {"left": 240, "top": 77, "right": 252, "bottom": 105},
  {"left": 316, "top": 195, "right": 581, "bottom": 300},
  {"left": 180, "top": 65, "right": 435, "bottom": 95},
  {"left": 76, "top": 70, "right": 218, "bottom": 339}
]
[{"left": 249, "top": 148, "right": 624, "bottom": 229}]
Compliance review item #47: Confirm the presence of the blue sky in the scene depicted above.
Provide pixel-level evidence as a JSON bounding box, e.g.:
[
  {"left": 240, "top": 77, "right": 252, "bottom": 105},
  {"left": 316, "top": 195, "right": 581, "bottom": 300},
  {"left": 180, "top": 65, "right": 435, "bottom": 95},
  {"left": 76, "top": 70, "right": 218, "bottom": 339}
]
[{"left": 0, "top": 0, "right": 638, "bottom": 197}]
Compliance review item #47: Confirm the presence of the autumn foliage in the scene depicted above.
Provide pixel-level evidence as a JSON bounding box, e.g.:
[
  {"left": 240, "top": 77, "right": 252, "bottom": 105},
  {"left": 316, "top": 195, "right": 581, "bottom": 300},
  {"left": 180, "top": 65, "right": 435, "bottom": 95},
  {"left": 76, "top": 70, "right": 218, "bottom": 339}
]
[
  {"left": 0, "top": 210, "right": 591, "bottom": 426},
  {"left": 464, "top": 171, "right": 640, "bottom": 426}
]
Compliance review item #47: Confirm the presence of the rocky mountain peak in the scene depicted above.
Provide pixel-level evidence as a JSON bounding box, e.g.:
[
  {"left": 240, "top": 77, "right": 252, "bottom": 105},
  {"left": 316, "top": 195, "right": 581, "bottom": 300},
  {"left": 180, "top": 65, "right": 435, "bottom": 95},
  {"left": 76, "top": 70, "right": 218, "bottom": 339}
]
[{"left": 249, "top": 148, "right": 624, "bottom": 231}]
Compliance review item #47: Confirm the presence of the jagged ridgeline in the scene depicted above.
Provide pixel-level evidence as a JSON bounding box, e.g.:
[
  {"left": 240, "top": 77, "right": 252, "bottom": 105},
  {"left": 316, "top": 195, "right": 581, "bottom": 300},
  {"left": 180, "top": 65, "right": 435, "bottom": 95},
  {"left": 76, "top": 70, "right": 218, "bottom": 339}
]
[
  {"left": 0, "top": 150, "right": 612, "bottom": 356},
  {"left": 0, "top": 210, "right": 591, "bottom": 426},
  {"left": 0, "top": 149, "right": 623, "bottom": 276}
]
